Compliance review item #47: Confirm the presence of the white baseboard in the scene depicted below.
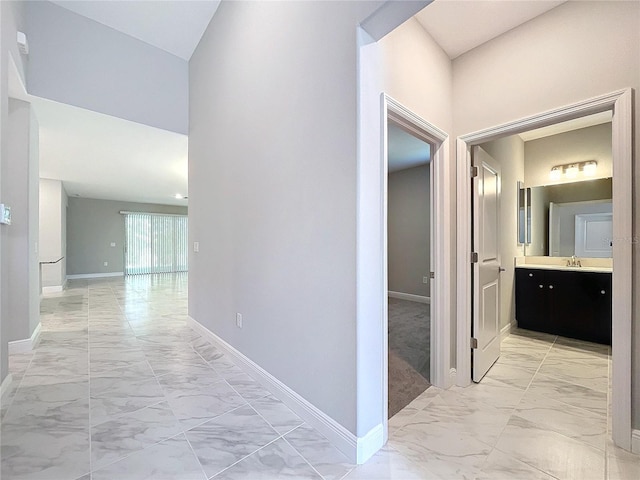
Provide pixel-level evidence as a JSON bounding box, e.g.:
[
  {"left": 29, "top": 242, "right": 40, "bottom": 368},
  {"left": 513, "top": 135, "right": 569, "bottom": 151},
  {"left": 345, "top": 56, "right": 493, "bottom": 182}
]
[
  {"left": 8, "top": 323, "right": 42, "bottom": 355},
  {"left": 500, "top": 321, "right": 517, "bottom": 342},
  {"left": 356, "top": 423, "right": 384, "bottom": 464},
  {"left": 42, "top": 285, "right": 64, "bottom": 295},
  {"left": 66, "top": 272, "right": 124, "bottom": 280},
  {"left": 187, "top": 316, "right": 379, "bottom": 464},
  {"left": 449, "top": 367, "right": 457, "bottom": 386},
  {"left": 388, "top": 291, "right": 430, "bottom": 304},
  {"left": 632, "top": 429, "right": 640, "bottom": 454},
  {"left": 1, "top": 373, "right": 13, "bottom": 398}
]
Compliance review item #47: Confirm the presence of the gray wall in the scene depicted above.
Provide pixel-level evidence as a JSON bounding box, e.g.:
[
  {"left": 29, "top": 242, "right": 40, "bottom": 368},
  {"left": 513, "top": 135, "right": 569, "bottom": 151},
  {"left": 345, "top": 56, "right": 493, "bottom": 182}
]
[
  {"left": 525, "top": 123, "right": 612, "bottom": 188},
  {"left": 39, "top": 178, "right": 67, "bottom": 287},
  {"left": 452, "top": 1, "right": 639, "bottom": 427},
  {"left": 26, "top": 1, "right": 188, "bottom": 134},
  {"left": 0, "top": 0, "right": 28, "bottom": 385},
  {"left": 481, "top": 136, "right": 525, "bottom": 330},
  {"left": 67, "top": 197, "right": 187, "bottom": 276},
  {"left": 189, "top": 0, "right": 385, "bottom": 436},
  {"left": 388, "top": 164, "right": 430, "bottom": 297},
  {"left": 3, "top": 99, "right": 39, "bottom": 343}
]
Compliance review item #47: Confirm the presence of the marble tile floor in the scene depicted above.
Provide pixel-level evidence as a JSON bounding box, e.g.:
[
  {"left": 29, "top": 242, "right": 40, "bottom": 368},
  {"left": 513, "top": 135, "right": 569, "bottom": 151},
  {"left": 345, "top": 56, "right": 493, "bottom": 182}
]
[
  {"left": 1, "top": 274, "right": 638, "bottom": 479},
  {"left": 352, "top": 329, "right": 640, "bottom": 480},
  {"left": 0, "top": 274, "right": 350, "bottom": 480}
]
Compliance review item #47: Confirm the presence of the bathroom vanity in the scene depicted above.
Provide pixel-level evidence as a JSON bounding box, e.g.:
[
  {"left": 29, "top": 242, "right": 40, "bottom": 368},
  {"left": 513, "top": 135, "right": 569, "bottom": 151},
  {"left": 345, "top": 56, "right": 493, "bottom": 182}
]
[{"left": 515, "top": 264, "right": 611, "bottom": 345}]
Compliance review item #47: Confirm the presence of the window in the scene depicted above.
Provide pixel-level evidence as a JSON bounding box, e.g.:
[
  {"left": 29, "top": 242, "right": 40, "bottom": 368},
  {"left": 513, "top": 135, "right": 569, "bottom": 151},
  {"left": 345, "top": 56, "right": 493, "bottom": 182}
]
[{"left": 123, "top": 212, "right": 188, "bottom": 275}]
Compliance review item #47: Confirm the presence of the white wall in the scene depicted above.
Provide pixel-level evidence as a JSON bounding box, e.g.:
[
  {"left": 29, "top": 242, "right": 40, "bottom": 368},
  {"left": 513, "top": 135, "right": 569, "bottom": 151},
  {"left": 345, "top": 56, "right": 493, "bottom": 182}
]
[
  {"left": 525, "top": 123, "right": 612, "bottom": 187},
  {"left": 26, "top": 1, "right": 188, "bottom": 134},
  {"left": 452, "top": 0, "right": 640, "bottom": 427},
  {"left": 480, "top": 135, "right": 525, "bottom": 330},
  {"left": 39, "top": 178, "right": 66, "bottom": 288},
  {"left": 388, "top": 164, "right": 430, "bottom": 297}
]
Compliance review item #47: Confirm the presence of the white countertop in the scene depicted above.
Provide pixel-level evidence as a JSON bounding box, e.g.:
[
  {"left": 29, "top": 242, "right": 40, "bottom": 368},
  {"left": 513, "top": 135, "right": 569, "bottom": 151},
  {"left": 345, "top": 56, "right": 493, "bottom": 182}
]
[{"left": 515, "top": 264, "right": 612, "bottom": 273}]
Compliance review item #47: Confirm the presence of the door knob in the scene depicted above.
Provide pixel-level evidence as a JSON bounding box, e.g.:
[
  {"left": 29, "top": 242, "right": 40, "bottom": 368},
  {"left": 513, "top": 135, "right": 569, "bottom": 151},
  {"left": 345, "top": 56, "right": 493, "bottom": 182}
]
[{"left": 498, "top": 267, "right": 506, "bottom": 272}]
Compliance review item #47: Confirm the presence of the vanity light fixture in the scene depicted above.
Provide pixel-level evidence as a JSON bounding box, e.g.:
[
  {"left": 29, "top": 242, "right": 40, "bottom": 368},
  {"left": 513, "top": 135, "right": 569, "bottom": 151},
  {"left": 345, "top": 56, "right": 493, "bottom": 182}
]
[{"left": 549, "top": 160, "right": 598, "bottom": 180}]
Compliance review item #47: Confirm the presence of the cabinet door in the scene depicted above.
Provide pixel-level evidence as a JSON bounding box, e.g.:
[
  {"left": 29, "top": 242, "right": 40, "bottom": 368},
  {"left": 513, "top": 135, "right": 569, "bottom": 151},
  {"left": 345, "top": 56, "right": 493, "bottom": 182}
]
[
  {"left": 515, "top": 269, "right": 550, "bottom": 334},
  {"left": 554, "top": 271, "right": 611, "bottom": 345}
]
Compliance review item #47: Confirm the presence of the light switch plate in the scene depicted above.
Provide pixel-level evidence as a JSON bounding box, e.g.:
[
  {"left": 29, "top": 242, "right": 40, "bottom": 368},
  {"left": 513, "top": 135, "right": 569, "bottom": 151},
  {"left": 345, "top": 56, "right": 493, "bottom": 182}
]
[{"left": 0, "top": 204, "right": 12, "bottom": 225}]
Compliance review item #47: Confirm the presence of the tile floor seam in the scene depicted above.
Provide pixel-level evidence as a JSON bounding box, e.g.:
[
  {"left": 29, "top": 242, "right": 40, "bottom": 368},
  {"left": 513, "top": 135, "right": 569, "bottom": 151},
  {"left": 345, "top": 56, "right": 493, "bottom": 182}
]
[
  {"left": 89, "top": 398, "right": 169, "bottom": 429},
  {"left": 1, "top": 351, "right": 36, "bottom": 417},
  {"left": 207, "top": 433, "right": 287, "bottom": 479},
  {"left": 181, "top": 429, "right": 216, "bottom": 480},
  {"left": 180, "top": 401, "right": 250, "bottom": 433},
  {"left": 524, "top": 377, "right": 609, "bottom": 420},
  {"left": 89, "top": 412, "right": 188, "bottom": 474},
  {"left": 279, "top": 431, "right": 330, "bottom": 480}
]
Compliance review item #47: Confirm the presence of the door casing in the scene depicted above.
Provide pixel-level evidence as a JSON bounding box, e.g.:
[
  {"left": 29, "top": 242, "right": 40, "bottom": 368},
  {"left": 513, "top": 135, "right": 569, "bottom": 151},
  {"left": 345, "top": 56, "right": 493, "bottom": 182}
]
[
  {"left": 381, "top": 95, "right": 452, "bottom": 442},
  {"left": 456, "top": 88, "right": 633, "bottom": 450}
]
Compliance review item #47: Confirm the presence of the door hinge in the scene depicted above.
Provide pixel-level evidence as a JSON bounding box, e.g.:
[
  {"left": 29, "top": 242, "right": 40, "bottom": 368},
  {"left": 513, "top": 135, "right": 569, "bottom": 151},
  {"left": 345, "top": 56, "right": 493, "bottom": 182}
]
[
  {"left": 470, "top": 251, "right": 478, "bottom": 263},
  {"left": 429, "top": 271, "right": 435, "bottom": 279},
  {"left": 470, "top": 166, "right": 479, "bottom": 178},
  {"left": 471, "top": 337, "right": 478, "bottom": 349}
]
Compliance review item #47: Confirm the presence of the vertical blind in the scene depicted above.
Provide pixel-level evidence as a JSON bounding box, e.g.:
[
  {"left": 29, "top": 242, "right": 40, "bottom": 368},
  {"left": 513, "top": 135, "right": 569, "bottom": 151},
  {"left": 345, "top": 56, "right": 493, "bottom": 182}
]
[{"left": 123, "top": 213, "right": 188, "bottom": 275}]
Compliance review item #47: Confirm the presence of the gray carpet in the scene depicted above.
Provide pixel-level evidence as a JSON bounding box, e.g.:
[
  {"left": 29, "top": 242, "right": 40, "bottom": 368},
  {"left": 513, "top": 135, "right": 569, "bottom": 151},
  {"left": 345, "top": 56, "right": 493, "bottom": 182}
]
[{"left": 388, "top": 297, "right": 431, "bottom": 418}]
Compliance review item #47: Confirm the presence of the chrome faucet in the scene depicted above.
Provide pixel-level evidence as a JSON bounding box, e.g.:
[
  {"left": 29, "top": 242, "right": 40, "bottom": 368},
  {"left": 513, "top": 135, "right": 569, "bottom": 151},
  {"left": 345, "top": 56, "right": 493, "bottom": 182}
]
[{"left": 567, "top": 255, "right": 582, "bottom": 267}]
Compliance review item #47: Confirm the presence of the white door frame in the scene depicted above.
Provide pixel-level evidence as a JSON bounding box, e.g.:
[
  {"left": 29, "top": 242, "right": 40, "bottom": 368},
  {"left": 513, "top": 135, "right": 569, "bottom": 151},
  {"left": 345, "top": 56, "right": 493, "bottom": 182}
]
[
  {"left": 382, "top": 95, "right": 452, "bottom": 429},
  {"left": 456, "top": 88, "right": 633, "bottom": 450}
]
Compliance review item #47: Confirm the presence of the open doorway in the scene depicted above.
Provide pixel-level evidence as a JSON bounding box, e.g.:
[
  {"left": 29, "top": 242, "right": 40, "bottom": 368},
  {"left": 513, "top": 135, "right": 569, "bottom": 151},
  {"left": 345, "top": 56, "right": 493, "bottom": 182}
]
[
  {"left": 458, "top": 89, "right": 633, "bottom": 450},
  {"left": 386, "top": 120, "right": 432, "bottom": 417},
  {"left": 381, "top": 96, "right": 452, "bottom": 426}
]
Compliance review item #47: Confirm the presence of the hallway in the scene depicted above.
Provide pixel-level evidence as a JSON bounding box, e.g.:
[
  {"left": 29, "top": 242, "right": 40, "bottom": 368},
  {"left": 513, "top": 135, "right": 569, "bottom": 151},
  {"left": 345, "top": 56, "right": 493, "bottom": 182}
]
[
  {"left": 2, "top": 275, "right": 639, "bottom": 479},
  {"left": 0, "top": 275, "right": 353, "bottom": 479}
]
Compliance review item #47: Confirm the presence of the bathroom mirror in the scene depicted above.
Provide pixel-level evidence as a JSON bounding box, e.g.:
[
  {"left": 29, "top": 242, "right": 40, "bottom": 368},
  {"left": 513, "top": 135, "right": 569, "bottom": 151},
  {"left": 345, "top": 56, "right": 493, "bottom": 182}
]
[
  {"left": 524, "top": 177, "right": 612, "bottom": 257},
  {"left": 517, "top": 182, "right": 532, "bottom": 245}
]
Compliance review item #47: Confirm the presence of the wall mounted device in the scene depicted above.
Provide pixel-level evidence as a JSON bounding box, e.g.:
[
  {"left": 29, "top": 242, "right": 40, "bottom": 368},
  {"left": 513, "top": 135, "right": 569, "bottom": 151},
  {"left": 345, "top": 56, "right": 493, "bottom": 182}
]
[
  {"left": 0, "top": 204, "right": 12, "bottom": 225},
  {"left": 17, "top": 31, "right": 28, "bottom": 55}
]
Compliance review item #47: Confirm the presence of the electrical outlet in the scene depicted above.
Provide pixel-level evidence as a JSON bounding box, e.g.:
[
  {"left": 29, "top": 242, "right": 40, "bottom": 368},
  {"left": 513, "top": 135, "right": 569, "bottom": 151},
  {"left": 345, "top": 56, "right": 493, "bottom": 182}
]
[
  {"left": 236, "top": 313, "right": 243, "bottom": 329},
  {"left": 193, "top": 241, "right": 200, "bottom": 253},
  {"left": 104, "top": 261, "right": 108, "bottom": 267},
  {"left": 422, "top": 276, "right": 428, "bottom": 284}
]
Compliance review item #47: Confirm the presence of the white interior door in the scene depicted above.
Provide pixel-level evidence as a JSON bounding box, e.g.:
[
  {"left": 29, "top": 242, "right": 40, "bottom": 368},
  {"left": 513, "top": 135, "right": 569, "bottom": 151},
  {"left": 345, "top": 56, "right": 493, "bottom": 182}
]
[{"left": 472, "top": 147, "right": 501, "bottom": 382}]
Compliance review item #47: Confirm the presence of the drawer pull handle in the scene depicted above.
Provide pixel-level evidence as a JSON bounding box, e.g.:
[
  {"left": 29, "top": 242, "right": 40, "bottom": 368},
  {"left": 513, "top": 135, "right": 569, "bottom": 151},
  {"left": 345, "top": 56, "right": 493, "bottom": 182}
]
[
  {"left": 529, "top": 273, "right": 533, "bottom": 277},
  {"left": 539, "top": 285, "right": 544, "bottom": 288},
  {"left": 601, "top": 290, "right": 606, "bottom": 294},
  {"left": 549, "top": 285, "right": 554, "bottom": 289}
]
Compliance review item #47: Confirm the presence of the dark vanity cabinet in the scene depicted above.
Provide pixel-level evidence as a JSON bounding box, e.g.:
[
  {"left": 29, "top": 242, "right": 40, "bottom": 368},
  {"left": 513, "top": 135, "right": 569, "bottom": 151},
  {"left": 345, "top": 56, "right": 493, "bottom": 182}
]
[{"left": 515, "top": 268, "right": 611, "bottom": 345}]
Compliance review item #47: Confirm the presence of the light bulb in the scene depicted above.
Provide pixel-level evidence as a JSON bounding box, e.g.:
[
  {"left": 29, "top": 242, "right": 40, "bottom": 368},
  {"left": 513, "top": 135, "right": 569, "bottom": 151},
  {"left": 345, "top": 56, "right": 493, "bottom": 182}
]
[
  {"left": 583, "top": 161, "right": 597, "bottom": 176},
  {"left": 550, "top": 167, "right": 562, "bottom": 181},
  {"left": 565, "top": 164, "right": 578, "bottom": 179}
]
